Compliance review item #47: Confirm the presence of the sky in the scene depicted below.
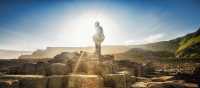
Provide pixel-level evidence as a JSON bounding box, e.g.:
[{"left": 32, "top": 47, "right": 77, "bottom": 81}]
[{"left": 0, "top": 0, "right": 200, "bottom": 51}]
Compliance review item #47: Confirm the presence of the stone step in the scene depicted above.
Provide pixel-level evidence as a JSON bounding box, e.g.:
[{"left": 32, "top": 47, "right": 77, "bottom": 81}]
[
  {"left": 0, "top": 75, "right": 104, "bottom": 88},
  {"left": 0, "top": 74, "right": 131, "bottom": 88},
  {"left": 0, "top": 79, "right": 19, "bottom": 88},
  {"left": 66, "top": 74, "right": 103, "bottom": 88},
  {"left": 0, "top": 75, "right": 47, "bottom": 88}
]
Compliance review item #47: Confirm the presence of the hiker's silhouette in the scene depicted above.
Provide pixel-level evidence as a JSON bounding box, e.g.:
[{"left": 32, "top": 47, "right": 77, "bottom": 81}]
[{"left": 93, "top": 21, "right": 105, "bottom": 59}]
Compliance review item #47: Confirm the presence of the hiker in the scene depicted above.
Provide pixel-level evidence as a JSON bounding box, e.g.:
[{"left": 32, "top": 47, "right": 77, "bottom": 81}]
[{"left": 93, "top": 21, "right": 105, "bottom": 59}]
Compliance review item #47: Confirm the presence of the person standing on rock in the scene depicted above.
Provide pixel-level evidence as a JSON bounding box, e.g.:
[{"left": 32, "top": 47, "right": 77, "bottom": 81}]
[{"left": 93, "top": 21, "right": 105, "bottom": 59}]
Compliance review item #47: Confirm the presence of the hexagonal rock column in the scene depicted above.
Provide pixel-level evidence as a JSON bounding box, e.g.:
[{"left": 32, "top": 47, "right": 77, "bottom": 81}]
[
  {"left": 0, "top": 75, "right": 47, "bottom": 88},
  {"left": 0, "top": 79, "right": 19, "bottom": 88},
  {"left": 20, "top": 63, "right": 37, "bottom": 75},
  {"left": 47, "top": 63, "right": 69, "bottom": 75},
  {"left": 104, "top": 74, "right": 127, "bottom": 88},
  {"left": 65, "top": 74, "right": 104, "bottom": 88},
  {"left": 47, "top": 75, "right": 64, "bottom": 88},
  {"left": 86, "top": 60, "right": 102, "bottom": 75},
  {"left": 73, "top": 58, "right": 116, "bottom": 75}
]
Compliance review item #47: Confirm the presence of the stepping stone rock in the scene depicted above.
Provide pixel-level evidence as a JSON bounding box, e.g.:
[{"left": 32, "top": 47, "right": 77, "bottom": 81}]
[
  {"left": 20, "top": 63, "right": 37, "bottom": 74},
  {"left": 147, "top": 82, "right": 185, "bottom": 88},
  {"left": 104, "top": 74, "right": 127, "bottom": 88},
  {"left": 47, "top": 75, "right": 64, "bottom": 88},
  {"left": 136, "top": 77, "right": 151, "bottom": 82},
  {"left": 131, "top": 82, "right": 148, "bottom": 88},
  {"left": 0, "top": 79, "right": 19, "bottom": 88},
  {"left": 35, "top": 62, "right": 48, "bottom": 75},
  {"left": 64, "top": 74, "right": 103, "bottom": 88},
  {"left": 0, "top": 75, "right": 47, "bottom": 88},
  {"left": 151, "top": 76, "right": 174, "bottom": 82},
  {"left": 48, "top": 63, "right": 68, "bottom": 75}
]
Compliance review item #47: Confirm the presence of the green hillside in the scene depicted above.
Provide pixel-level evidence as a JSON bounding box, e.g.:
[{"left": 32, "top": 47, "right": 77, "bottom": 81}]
[
  {"left": 176, "top": 28, "right": 200, "bottom": 58},
  {"left": 115, "top": 48, "right": 175, "bottom": 63},
  {"left": 124, "top": 27, "right": 200, "bottom": 59}
]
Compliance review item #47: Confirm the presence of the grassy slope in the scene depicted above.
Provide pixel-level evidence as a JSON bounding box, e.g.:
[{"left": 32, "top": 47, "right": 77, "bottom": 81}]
[
  {"left": 176, "top": 30, "right": 200, "bottom": 58},
  {"left": 177, "top": 36, "right": 200, "bottom": 53},
  {"left": 119, "top": 28, "right": 200, "bottom": 60}
]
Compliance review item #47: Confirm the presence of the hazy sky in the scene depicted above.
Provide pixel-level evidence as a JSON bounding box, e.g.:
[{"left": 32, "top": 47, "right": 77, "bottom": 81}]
[{"left": 0, "top": 0, "right": 200, "bottom": 51}]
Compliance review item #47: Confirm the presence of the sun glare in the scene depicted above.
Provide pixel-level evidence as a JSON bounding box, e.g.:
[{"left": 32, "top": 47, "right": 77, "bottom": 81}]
[{"left": 58, "top": 10, "right": 121, "bottom": 47}]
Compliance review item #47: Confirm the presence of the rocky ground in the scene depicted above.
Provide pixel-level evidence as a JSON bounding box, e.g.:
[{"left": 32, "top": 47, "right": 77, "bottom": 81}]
[{"left": 0, "top": 51, "right": 199, "bottom": 88}]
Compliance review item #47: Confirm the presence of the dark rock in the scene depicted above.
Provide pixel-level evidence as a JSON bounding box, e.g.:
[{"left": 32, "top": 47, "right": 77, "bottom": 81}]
[
  {"left": 136, "top": 77, "right": 151, "bottom": 82},
  {"left": 151, "top": 76, "right": 174, "bottom": 82},
  {"left": 35, "top": 62, "right": 49, "bottom": 75},
  {"left": 20, "top": 63, "right": 37, "bottom": 75},
  {"left": 49, "top": 52, "right": 80, "bottom": 63},
  {"left": 116, "top": 60, "right": 144, "bottom": 76},
  {"left": 47, "top": 63, "right": 69, "bottom": 75},
  {"left": 104, "top": 74, "right": 127, "bottom": 88},
  {"left": 0, "top": 79, "right": 19, "bottom": 88},
  {"left": 0, "top": 75, "right": 47, "bottom": 88},
  {"left": 131, "top": 82, "right": 148, "bottom": 88},
  {"left": 148, "top": 82, "right": 185, "bottom": 88},
  {"left": 193, "top": 65, "right": 200, "bottom": 86},
  {"left": 101, "top": 55, "right": 114, "bottom": 61},
  {"left": 64, "top": 75, "right": 103, "bottom": 88},
  {"left": 47, "top": 75, "right": 64, "bottom": 88}
]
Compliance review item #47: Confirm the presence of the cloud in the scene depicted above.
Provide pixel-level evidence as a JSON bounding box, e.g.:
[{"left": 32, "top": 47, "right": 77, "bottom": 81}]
[
  {"left": 125, "top": 33, "right": 165, "bottom": 45},
  {"left": 144, "top": 33, "right": 165, "bottom": 43}
]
